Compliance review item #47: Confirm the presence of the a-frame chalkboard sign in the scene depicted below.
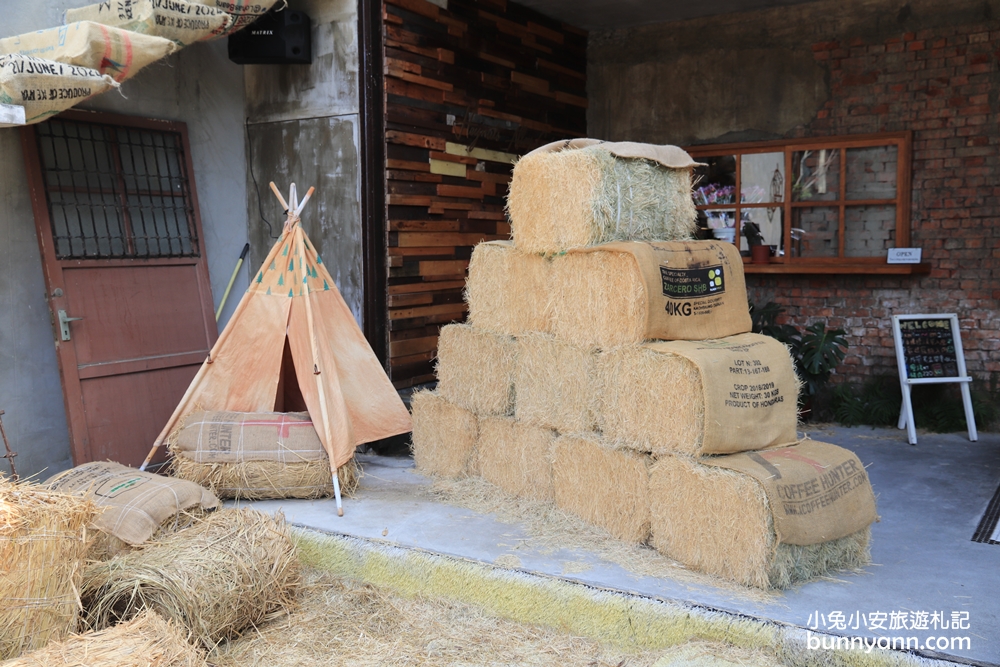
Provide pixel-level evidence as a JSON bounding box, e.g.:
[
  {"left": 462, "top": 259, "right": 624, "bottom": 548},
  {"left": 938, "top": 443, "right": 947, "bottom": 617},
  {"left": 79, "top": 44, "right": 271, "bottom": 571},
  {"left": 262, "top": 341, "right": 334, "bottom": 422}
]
[{"left": 891, "top": 314, "right": 977, "bottom": 445}]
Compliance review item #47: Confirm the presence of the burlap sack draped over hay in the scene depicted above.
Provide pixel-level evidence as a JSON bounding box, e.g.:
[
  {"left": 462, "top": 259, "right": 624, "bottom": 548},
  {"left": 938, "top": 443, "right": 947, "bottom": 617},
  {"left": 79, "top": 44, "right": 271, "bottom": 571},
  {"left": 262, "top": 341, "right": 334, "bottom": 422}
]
[
  {"left": 81, "top": 508, "right": 299, "bottom": 650},
  {"left": 465, "top": 241, "right": 552, "bottom": 336},
  {"left": 515, "top": 333, "right": 598, "bottom": 434},
  {"left": 507, "top": 139, "right": 700, "bottom": 254},
  {"left": 550, "top": 240, "right": 752, "bottom": 348},
  {"left": 66, "top": 0, "right": 234, "bottom": 46},
  {"left": 477, "top": 417, "right": 556, "bottom": 502},
  {"left": 46, "top": 461, "right": 220, "bottom": 554},
  {"left": 0, "top": 55, "right": 117, "bottom": 123},
  {"left": 0, "top": 22, "right": 178, "bottom": 82},
  {"left": 1, "top": 610, "right": 207, "bottom": 667},
  {"left": 599, "top": 333, "right": 800, "bottom": 456},
  {"left": 0, "top": 480, "right": 99, "bottom": 660},
  {"left": 411, "top": 390, "right": 478, "bottom": 478},
  {"left": 168, "top": 411, "right": 359, "bottom": 500},
  {"left": 435, "top": 323, "right": 516, "bottom": 416},
  {"left": 649, "top": 441, "right": 878, "bottom": 589},
  {"left": 552, "top": 434, "right": 651, "bottom": 544}
]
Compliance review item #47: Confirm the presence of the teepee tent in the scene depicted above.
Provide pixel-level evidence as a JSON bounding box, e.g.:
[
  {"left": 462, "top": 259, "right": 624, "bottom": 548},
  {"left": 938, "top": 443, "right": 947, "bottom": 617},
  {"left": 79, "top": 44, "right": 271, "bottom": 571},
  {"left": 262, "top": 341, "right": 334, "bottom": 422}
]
[{"left": 142, "top": 183, "right": 411, "bottom": 514}]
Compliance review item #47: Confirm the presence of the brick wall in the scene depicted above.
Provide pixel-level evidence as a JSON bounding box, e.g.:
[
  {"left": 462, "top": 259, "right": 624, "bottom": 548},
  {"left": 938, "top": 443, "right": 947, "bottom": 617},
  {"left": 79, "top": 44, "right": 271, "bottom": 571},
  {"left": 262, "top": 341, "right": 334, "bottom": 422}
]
[{"left": 590, "top": 1, "right": 1000, "bottom": 391}]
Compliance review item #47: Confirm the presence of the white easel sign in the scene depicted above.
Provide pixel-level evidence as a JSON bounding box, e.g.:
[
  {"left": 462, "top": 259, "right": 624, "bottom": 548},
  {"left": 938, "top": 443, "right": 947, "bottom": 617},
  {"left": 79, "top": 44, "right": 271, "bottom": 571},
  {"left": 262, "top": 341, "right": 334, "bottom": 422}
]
[{"left": 892, "top": 314, "right": 977, "bottom": 445}]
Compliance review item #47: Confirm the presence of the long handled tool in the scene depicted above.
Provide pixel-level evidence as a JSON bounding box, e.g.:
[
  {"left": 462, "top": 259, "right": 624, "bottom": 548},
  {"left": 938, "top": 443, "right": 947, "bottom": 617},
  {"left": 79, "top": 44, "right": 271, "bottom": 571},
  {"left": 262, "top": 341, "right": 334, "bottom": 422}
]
[
  {"left": 0, "top": 410, "right": 18, "bottom": 481},
  {"left": 215, "top": 243, "right": 251, "bottom": 322}
]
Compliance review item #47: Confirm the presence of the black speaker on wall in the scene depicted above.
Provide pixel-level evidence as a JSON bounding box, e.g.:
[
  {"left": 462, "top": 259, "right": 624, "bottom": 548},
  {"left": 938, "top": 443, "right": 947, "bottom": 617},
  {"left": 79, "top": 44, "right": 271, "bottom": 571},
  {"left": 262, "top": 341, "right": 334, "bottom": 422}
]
[{"left": 228, "top": 9, "right": 312, "bottom": 65}]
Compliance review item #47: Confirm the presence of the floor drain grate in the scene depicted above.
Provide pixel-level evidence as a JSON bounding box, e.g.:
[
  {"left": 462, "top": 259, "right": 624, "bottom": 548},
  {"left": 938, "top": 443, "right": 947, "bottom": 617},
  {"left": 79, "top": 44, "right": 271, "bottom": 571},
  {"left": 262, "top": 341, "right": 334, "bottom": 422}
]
[{"left": 972, "top": 481, "right": 1000, "bottom": 544}]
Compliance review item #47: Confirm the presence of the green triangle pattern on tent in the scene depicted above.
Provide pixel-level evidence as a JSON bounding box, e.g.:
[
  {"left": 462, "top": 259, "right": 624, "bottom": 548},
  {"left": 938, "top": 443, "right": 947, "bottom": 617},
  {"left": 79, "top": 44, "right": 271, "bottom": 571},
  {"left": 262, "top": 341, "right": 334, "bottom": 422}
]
[
  {"left": 283, "top": 246, "right": 289, "bottom": 256},
  {"left": 289, "top": 288, "right": 295, "bottom": 297},
  {"left": 269, "top": 260, "right": 276, "bottom": 271},
  {"left": 256, "top": 272, "right": 263, "bottom": 284},
  {"left": 288, "top": 258, "right": 295, "bottom": 272},
  {"left": 323, "top": 280, "right": 329, "bottom": 290},
  {"left": 304, "top": 239, "right": 311, "bottom": 251},
  {"left": 303, "top": 275, "right": 308, "bottom": 284},
  {"left": 266, "top": 287, "right": 272, "bottom": 295},
  {"left": 278, "top": 274, "right": 284, "bottom": 286},
  {"left": 316, "top": 255, "right": 323, "bottom": 264}
]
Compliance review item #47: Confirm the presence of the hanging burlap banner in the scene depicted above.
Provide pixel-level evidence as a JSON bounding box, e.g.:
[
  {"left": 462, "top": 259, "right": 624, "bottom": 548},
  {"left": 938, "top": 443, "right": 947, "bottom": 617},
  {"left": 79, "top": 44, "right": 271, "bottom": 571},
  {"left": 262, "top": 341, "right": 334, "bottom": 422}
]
[
  {"left": 0, "top": 54, "right": 116, "bottom": 124},
  {"left": 66, "top": 0, "right": 234, "bottom": 46}
]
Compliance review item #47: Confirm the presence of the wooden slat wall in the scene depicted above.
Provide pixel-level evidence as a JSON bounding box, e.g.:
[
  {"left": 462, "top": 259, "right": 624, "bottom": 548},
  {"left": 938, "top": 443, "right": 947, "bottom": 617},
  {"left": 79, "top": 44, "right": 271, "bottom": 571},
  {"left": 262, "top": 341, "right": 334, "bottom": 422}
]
[{"left": 383, "top": 0, "right": 587, "bottom": 388}]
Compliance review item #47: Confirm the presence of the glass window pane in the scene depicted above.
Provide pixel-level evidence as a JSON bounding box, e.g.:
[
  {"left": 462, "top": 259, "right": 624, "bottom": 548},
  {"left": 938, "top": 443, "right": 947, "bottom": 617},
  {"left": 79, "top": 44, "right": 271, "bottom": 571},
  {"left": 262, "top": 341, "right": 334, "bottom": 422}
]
[
  {"left": 740, "top": 207, "right": 783, "bottom": 255},
  {"left": 792, "top": 149, "right": 840, "bottom": 202},
  {"left": 706, "top": 208, "right": 737, "bottom": 244},
  {"left": 791, "top": 207, "right": 839, "bottom": 257},
  {"left": 844, "top": 205, "right": 896, "bottom": 257},
  {"left": 740, "top": 152, "right": 784, "bottom": 204},
  {"left": 693, "top": 156, "right": 737, "bottom": 206},
  {"left": 846, "top": 145, "right": 897, "bottom": 200}
]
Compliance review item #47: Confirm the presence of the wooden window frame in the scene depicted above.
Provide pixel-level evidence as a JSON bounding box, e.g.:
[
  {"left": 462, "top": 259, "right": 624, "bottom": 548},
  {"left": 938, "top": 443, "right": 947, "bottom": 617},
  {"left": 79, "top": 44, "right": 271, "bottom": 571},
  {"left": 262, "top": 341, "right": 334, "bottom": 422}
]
[{"left": 686, "top": 131, "right": 929, "bottom": 275}]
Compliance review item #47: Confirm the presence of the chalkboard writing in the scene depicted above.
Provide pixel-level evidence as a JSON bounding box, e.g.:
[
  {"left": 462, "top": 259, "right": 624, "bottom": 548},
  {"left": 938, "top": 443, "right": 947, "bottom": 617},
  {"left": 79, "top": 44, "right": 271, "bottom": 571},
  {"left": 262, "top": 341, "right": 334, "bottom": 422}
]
[{"left": 898, "top": 318, "right": 959, "bottom": 379}]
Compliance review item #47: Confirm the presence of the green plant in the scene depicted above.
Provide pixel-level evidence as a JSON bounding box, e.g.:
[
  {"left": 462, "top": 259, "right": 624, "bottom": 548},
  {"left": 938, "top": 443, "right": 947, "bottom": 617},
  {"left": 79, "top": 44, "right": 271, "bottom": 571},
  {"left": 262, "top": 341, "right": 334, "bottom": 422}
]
[
  {"left": 749, "top": 300, "right": 849, "bottom": 401},
  {"left": 833, "top": 376, "right": 902, "bottom": 427}
]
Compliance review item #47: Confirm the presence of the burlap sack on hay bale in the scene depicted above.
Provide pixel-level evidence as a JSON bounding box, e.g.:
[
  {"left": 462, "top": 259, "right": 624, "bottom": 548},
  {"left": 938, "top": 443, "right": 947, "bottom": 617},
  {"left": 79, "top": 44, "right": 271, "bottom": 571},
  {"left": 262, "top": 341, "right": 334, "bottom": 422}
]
[
  {"left": 167, "top": 411, "right": 359, "bottom": 500},
  {"left": 411, "top": 390, "right": 478, "bottom": 479},
  {"left": 0, "top": 479, "right": 99, "bottom": 660},
  {"left": 507, "top": 139, "right": 699, "bottom": 254},
  {"left": 66, "top": 0, "right": 233, "bottom": 47},
  {"left": 649, "top": 440, "right": 878, "bottom": 590},
  {"left": 552, "top": 433, "right": 650, "bottom": 544},
  {"left": 477, "top": 416, "right": 556, "bottom": 502},
  {"left": 550, "top": 240, "right": 751, "bottom": 348},
  {"left": 0, "top": 22, "right": 177, "bottom": 83},
  {"left": 46, "top": 461, "right": 220, "bottom": 561},
  {"left": 515, "top": 333, "right": 598, "bottom": 434},
  {"left": 81, "top": 508, "right": 299, "bottom": 651},
  {"left": 2, "top": 609, "right": 207, "bottom": 667},
  {"left": 599, "top": 333, "right": 800, "bottom": 456},
  {"left": 436, "top": 323, "right": 516, "bottom": 416},
  {"left": 0, "top": 55, "right": 117, "bottom": 124},
  {"left": 466, "top": 241, "right": 552, "bottom": 336}
]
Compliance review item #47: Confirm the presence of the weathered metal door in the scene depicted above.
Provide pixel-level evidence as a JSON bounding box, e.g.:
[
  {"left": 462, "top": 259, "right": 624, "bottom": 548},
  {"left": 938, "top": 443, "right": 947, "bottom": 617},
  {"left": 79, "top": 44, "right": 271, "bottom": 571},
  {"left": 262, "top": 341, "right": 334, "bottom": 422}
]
[{"left": 22, "top": 110, "right": 218, "bottom": 468}]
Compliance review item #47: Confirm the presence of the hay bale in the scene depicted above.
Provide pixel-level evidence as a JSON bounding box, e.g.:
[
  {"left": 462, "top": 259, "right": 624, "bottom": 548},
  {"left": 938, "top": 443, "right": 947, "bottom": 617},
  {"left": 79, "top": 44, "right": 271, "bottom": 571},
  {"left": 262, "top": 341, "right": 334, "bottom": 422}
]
[
  {"left": 507, "top": 140, "right": 698, "bottom": 254},
  {"left": 649, "top": 451, "right": 874, "bottom": 589},
  {"left": 514, "top": 334, "right": 598, "bottom": 433},
  {"left": 87, "top": 508, "right": 211, "bottom": 562},
  {"left": 80, "top": 508, "right": 300, "bottom": 650},
  {"left": 411, "top": 390, "right": 478, "bottom": 478},
  {"left": 2, "top": 609, "right": 206, "bottom": 667},
  {"left": 477, "top": 417, "right": 556, "bottom": 502},
  {"left": 551, "top": 433, "right": 650, "bottom": 543},
  {"left": 436, "top": 324, "right": 516, "bottom": 416},
  {"left": 549, "top": 240, "right": 751, "bottom": 348},
  {"left": 167, "top": 411, "right": 360, "bottom": 500},
  {"left": 0, "top": 480, "right": 99, "bottom": 660},
  {"left": 466, "top": 241, "right": 552, "bottom": 336},
  {"left": 598, "top": 334, "right": 800, "bottom": 456}
]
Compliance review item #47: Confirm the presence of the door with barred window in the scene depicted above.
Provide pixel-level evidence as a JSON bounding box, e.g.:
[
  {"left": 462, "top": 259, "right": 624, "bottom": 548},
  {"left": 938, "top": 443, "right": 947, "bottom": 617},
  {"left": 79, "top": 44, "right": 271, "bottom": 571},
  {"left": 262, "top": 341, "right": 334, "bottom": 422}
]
[{"left": 22, "top": 110, "right": 218, "bottom": 468}]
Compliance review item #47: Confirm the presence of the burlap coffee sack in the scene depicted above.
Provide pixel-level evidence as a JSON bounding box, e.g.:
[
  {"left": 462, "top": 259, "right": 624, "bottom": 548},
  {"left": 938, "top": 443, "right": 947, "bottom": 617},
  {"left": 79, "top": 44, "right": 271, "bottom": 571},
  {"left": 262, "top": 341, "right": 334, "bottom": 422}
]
[
  {"left": 702, "top": 439, "right": 878, "bottom": 545},
  {"left": 46, "top": 461, "right": 219, "bottom": 546},
  {"left": 187, "top": 0, "right": 283, "bottom": 35},
  {"left": 551, "top": 240, "right": 751, "bottom": 347},
  {"left": 0, "top": 54, "right": 116, "bottom": 123},
  {"left": 66, "top": 0, "right": 234, "bottom": 47},
  {"left": 169, "top": 411, "right": 325, "bottom": 463},
  {"left": 0, "top": 22, "right": 177, "bottom": 82},
  {"left": 600, "top": 333, "right": 799, "bottom": 456}
]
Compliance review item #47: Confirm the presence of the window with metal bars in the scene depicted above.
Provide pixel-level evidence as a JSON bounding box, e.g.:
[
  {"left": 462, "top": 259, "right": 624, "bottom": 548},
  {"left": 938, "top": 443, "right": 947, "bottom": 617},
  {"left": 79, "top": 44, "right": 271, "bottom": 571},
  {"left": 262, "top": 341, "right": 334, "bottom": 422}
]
[{"left": 33, "top": 117, "right": 200, "bottom": 260}]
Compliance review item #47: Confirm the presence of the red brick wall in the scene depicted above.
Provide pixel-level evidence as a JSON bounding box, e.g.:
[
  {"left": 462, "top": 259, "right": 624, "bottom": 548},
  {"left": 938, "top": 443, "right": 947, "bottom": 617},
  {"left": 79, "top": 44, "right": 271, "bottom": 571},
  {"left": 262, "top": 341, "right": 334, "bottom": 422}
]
[{"left": 749, "top": 22, "right": 999, "bottom": 389}]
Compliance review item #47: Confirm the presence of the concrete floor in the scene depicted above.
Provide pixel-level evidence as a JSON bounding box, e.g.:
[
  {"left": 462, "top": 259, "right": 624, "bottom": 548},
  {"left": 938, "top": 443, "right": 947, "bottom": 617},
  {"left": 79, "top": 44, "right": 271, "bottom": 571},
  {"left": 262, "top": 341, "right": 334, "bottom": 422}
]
[{"left": 242, "top": 425, "right": 1000, "bottom": 666}]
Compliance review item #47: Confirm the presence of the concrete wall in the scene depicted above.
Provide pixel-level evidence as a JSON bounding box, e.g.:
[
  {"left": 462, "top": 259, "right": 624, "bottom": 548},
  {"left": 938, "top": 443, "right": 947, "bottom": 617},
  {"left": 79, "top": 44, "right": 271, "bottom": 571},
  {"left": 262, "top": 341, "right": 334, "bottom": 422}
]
[
  {"left": 0, "top": 2, "right": 248, "bottom": 478},
  {"left": 244, "top": 0, "right": 364, "bottom": 324},
  {"left": 588, "top": 0, "right": 1000, "bottom": 390}
]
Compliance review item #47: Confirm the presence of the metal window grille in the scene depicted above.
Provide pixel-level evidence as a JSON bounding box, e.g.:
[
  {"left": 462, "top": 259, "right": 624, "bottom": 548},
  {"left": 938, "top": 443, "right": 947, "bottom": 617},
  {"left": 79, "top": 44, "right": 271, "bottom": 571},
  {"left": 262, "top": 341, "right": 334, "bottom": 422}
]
[{"left": 34, "top": 118, "right": 200, "bottom": 260}]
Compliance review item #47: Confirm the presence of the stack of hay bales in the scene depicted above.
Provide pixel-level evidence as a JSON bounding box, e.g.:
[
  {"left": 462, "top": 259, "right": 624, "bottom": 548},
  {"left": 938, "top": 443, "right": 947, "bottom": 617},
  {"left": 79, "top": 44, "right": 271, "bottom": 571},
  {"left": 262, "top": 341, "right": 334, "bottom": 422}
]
[{"left": 411, "top": 139, "right": 878, "bottom": 590}]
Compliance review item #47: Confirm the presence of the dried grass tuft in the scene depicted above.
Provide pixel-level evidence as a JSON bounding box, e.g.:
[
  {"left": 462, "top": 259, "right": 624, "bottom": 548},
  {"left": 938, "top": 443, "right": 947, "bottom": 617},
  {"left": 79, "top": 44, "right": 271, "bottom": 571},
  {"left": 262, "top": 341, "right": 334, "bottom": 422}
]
[
  {"left": 552, "top": 433, "right": 651, "bottom": 544},
  {"left": 649, "top": 456, "right": 871, "bottom": 590},
  {"left": 410, "top": 390, "right": 478, "bottom": 479},
  {"left": 3, "top": 609, "right": 207, "bottom": 667},
  {"left": 87, "top": 508, "right": 212, "bottom": 562},
  {"left": 515, "top": 334, "right": 598, "bottom": 433},
  {"left": 549, "top": 250, "right": 647, "bottom": 348},
  {"left": 466, "top": 242, "right": 552, "bottom": 336},
  {"left": 476, "top": 417, "right": 556, "bottom": 502},
  {"left": 435, "top": 324, "right": 516, "bottom": 416},
  {"left": 0, "top": 479, "right": 99, "bottom": 660},
  {"left": 80, "top": 508, "right": 300, "bottom": 650},
  {"left": 507, "top": 146, "right": 697, "bottom": 254},
  {"left": 169, "top": 455, "right": 359, "bottom": 501}
]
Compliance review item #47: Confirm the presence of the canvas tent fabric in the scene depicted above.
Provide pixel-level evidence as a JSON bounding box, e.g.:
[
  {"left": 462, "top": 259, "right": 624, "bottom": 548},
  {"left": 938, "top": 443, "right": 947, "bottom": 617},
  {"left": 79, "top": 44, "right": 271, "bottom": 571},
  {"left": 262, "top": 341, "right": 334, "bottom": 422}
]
[{"left": 151, "top": 185, "right": 411, "bottom": 474}]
